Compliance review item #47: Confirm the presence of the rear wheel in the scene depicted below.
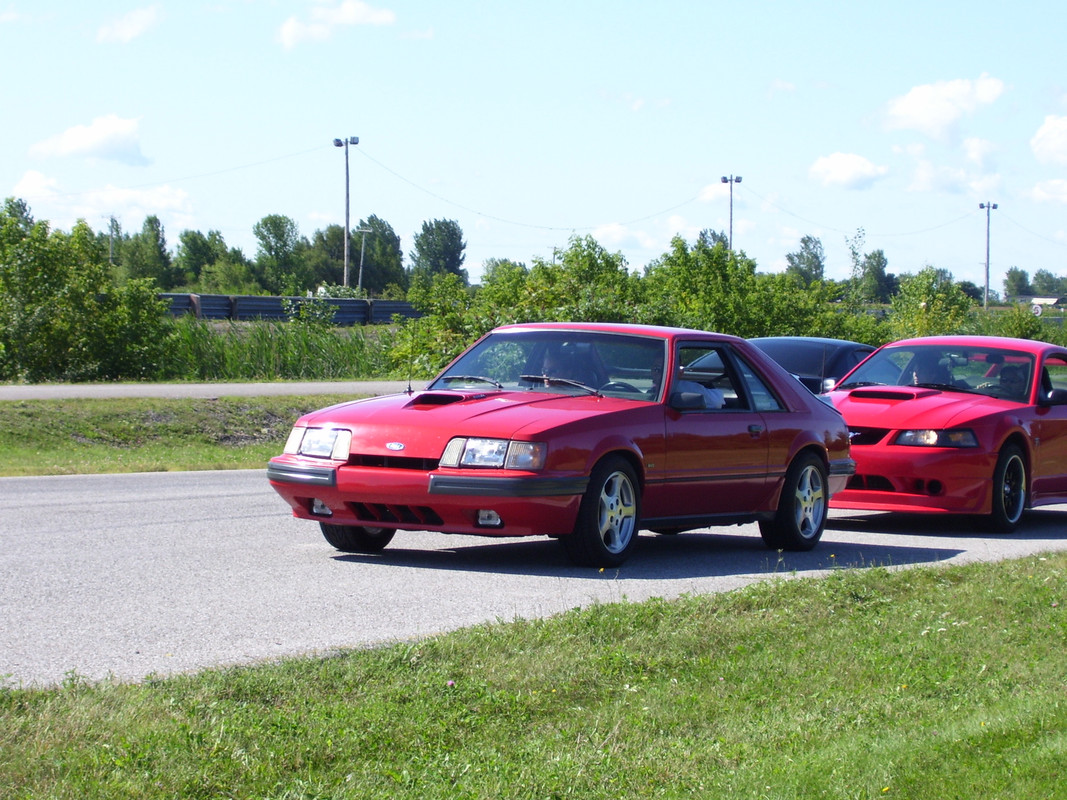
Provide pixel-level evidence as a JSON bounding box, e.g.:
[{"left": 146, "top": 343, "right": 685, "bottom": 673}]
[
  {"left": 759, "top": 453, "right": 827, "bottom": 551},
  {"left": 562, "top": 456, "right": 640, "bottom": 567},
  {"left": 319, "top": 523, "right": 396, "bottom": 553},
  {"left": 986, "top": 444, "right": 1026, "bottom": 533}
]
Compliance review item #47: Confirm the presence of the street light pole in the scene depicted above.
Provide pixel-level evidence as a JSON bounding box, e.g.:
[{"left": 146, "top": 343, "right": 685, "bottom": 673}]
[
  {"left": 721, "top": 175, "right": 742, "bottom": 250},
  {"left": 333, "top": 136, "right": 359, "bottom": 287},
  {"left": 354, "top": 227, "right": 371, "bottom": 292},
  {"left": 980, "top": 201, "right": 998, "bottom": 309}
]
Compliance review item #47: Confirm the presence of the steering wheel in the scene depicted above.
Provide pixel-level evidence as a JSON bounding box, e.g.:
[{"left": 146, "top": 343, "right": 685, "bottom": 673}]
[{"left": 599, "top": 381, "right": 641, "bottom": 394}]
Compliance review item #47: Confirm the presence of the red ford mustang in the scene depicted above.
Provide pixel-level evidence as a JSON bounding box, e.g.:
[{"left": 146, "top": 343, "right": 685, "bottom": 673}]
[
  {"left": 267, "top": 323, "right": 854, "bottom": 566},
  {"left": 827, "top": 335, "right": 1067, "bottom": 531}
]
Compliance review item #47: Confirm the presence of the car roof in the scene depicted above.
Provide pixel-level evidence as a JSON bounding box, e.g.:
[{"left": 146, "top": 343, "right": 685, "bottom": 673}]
[
  {"left": 750, "top": 336, "right": 871, "bottom": 348},
  {"left": 876, "top": 335, "right": 1063, "bottom": 356},
  {"left": 493, "top": 321, "right": 743, "bottom": 342}
]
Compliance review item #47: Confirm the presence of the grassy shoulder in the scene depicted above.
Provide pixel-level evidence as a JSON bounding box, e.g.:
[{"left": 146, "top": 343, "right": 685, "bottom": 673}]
[
  {"left": 2, "top": 553, "right": 1065, "bottom": 798},
  {"left": 0, "top": 395, "right": 355, "bottom": 476}
]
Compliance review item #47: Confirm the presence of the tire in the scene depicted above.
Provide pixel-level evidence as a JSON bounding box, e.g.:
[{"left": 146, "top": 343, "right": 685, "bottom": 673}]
[
  {"left": 319, "top": 523, "right": 396, "bottom": 553},
  {"left": 759, "top": 453, "right": 828, "bottom": 551},
  {"left": 562, "top": 456, "right": 640, "bottom": 567},
  {"left": 986, "top": 444, "right": 1027, "bottom": 533}
]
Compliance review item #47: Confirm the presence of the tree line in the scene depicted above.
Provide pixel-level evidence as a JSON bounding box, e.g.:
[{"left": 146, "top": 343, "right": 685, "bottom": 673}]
[
  {"left": 99, "top": 209, "right": 469, "bottom": 299},
  {"left": 1, "top": 196, "right": 1061, "bottom": 383}
]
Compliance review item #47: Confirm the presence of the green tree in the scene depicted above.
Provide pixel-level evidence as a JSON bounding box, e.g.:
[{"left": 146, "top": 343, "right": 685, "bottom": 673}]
[
  {"left": 1004, "top": 267, "right": 1032, "bottom": 298},
  {"left": 122, "top": 215, "right": 179, "bottom": 289},
  {"left": 252, "top": 214, "right": 309, "bottom": 295},
  {"left": 642, "top": 232, "right": 765, "bottom": 336},
  {"left": 410, "top": 219, "right": 467, "bottom": 284},
  {"left": 356, "top": 215, "right": 406, "bottom": 295},
  {"left": 0, "top": 200, "right": 169, "bottom": 381},
  {"left": 886, "top": 266, "right": 975, "bottom": 339},
  {"left": 1030, "top": 269, "right": 1065, "bottom": 297},
  {"left": 174, "top": 229, "right": 233, "bottom": 287},
  {"left": 784, "top": 235, "right": 825, "bottom": 287}
]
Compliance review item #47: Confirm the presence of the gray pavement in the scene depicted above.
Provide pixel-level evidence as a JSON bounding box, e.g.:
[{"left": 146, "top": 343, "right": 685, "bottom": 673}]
[{"left": 0, "top": 380, "right": 423, "bottom": 401}]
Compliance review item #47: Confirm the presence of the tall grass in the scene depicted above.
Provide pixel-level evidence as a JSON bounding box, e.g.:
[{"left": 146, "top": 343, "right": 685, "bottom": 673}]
[{"left": 158, "top": 317, "right": 398, "bottom": 381}]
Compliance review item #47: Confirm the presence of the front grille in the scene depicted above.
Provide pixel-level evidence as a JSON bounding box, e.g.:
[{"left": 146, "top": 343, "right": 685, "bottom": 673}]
[
  {"left": 349, "top": 454, "right": 439, "bottom": 471},
  {"left": 847, "top": 474, "right": 895, "bottom": 491},
  {"left": 849, "top": 427, "right": 890, "bottom": 446},
  {"left": 349, "top": 502, "right": 444, "bottom": 526}
]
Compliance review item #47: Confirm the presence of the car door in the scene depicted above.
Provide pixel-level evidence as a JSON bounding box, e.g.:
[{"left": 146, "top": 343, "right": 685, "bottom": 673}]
[
  {"left": 655, "top": 342, "right": 773, "bottom": 521},
  {"left": 1028, "top": 354, "right": 1067, "bottom": 501}
]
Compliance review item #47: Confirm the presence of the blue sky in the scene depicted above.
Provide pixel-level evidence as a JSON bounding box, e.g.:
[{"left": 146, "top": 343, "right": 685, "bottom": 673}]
[{"left": 3, "top": 1, "right": 1066, "bottom": 293}]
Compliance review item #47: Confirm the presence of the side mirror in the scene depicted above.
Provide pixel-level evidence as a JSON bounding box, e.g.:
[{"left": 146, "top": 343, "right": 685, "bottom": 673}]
[{"left": 1040, "top": 388, "right": 1067, "bottom": 406}]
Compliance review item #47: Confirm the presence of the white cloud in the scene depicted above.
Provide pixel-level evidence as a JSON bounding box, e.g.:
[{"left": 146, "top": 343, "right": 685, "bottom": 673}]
[
  {"left": 278, "top": 0, "right": 396, "bottom": 50},
  {"left": 886, "top": 74, "right": 1004, "bottom": 139},
  {"left": 1031, "top": 115, "right": 1067, "bottom": 166},
  {"left": 963, "top": 137, "right": 996, "bottom": 167},
  {"left": 29, "top": 115, "right": 150, "bottom": 166},
  {"left": 97, "top": 5, "right": 162, "bottom": 44},
  {"left": 1031, "top": 179, "right": 1067, "bottom": 204},
  {"left": 11, "top": 170, "right": 191, "bottom": 233},
  {"left": 809, "top": 153, "right": 888, "bottom": 189}
]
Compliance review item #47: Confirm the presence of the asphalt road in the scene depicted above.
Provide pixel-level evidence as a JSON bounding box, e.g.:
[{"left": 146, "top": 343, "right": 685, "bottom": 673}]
[
  {"left": 3, "top": 468, "right": 1066, "bottom": 688},
  {"left": 0, "top": 380, "right": 420, "bottom": 401}
]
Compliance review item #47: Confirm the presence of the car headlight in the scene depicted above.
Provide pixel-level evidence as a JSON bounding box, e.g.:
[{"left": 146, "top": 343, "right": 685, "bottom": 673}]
[
  {"left": 283, "top": 426, "right": 352, "bottom": 460},
  {"left": 894, "top": 429, "right": 978, "bottom": 448},
  {"left": 439, "top": 437, "right": 547, "bottom": 470}
]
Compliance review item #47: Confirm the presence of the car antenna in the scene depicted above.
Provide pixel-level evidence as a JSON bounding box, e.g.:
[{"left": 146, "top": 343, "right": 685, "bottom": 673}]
[{"left": 405, "top": 317, "right": 415, "bottom": 394}]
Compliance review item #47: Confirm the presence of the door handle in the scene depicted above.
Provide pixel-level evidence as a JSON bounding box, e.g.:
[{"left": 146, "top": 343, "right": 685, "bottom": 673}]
[{"left": 748, "top": 424, "right": 763, "bottom": 438}]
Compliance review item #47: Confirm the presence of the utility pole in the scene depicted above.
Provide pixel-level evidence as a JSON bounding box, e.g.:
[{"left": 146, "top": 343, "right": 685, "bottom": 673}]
[
  {"left": 721, "top": 175, "right": 741, "bottom": 250},
  {"left": 980, "top": 201, "right": 998, "bottom": 309},
  {"left": 333, "top": 136, "right": 359, "bottom": 286}
]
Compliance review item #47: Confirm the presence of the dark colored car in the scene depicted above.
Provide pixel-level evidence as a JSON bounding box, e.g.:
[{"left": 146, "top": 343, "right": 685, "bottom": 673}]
[
  {"left": 268, "top": 322, "right": 855, "bottom": 567},
  {"left": 750, "top": 336, "right": 875, "bottom": 393}
]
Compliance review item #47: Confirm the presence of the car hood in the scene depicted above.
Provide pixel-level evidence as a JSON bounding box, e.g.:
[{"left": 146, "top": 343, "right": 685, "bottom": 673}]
[
  {"left": 827, "top": 385, "right": 1007, "bottom": 430},
  {"left": 295, "top": 389, "right": 639, "bottom": 459}
]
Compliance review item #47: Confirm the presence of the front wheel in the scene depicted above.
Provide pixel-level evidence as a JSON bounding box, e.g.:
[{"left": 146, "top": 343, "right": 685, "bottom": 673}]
[
  {"left": 985, "top": 444, "right": 1027, "bottom": 533},
  {"left": 562, "top": 456, "right": 640, "bottom": 567},
  {"left": 759, "top": 453, "right": 828, "bottom": 551},
  {"left": 320, "top": 523, "right": 396, "bottom": 553}
]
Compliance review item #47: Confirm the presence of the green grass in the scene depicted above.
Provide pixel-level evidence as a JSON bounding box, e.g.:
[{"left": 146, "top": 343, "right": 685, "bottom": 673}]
[
  {"left": 1, "top": 554, "right": 1064, "bottom": 798},
  {"left": 0, "top": 395, "right": 354, "bottom": 476}
]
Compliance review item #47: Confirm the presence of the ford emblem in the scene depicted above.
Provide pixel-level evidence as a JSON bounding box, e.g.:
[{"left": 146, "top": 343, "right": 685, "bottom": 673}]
[{"left": 386, "top": 442, "right": 405, "bottom": 451}]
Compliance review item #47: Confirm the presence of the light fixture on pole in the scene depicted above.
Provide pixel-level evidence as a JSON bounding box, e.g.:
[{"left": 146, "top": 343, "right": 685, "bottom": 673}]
[
  {"left": 354, "top": 227, "right": 371, "bottom": 292},
  {"left": 980, "top": 201, "right": 998, "bottom": 309},
  {"left": 333, "top": 136, "right": 359, "bottom": 286},
  {"left": 721, "top": 175, "right": 742, "bottom": 250}
]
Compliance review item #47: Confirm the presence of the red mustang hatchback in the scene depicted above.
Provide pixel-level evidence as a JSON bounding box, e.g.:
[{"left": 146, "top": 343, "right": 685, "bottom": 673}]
[
  {"left": 828, "top": 335, "right": 1067, "bottom": 531},
  {"left": 268, "top": 323, "right": 854, "bottom": 566}
]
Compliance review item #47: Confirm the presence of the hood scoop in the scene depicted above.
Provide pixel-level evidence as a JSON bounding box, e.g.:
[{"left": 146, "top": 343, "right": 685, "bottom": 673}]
[
  {"left": 849, "top": 386, "right": 938, "bottom": 400},
  {"left": 407, "top": 391, "right": 471, "bottom": 407}
]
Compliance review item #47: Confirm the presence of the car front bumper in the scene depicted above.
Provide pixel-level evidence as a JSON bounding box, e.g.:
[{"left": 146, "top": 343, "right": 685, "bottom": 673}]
[
  {"left": 828, "top": 445, "right": 997, "bottom": 515},
  {"left": 267, "top": 456, "right": 588, "bottom": 537}
]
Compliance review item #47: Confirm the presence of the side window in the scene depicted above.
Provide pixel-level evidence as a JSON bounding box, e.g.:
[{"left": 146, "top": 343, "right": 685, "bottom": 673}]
[
  {"left": 675, "top": 345, "right": 745, "bottom": 410},
  {"left": 1042, "top": 356, "right": 1067, "bottom": 400},
  {"left": 733, "top": 353, "right": 784, "bottom": 412}
]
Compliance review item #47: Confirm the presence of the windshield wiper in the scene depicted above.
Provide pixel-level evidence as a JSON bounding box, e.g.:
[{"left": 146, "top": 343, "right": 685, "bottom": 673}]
[
  {"left": 520, "top": 374, "right": 600, "bottom": 396},
  {"left": 911, "top": 382, "right": 978, "bottom": 394},
  {"left": 439, "top": 375, "right": 504, "bottom": 389}
]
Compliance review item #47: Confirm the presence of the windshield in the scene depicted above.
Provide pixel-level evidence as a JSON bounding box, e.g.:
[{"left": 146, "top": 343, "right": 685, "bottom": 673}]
[
  {"left": 429, "top": 330, "right": 667, "bottom": 401},
  {"left": 838, "top": 343, "right": 1034, "bottom": 402}
]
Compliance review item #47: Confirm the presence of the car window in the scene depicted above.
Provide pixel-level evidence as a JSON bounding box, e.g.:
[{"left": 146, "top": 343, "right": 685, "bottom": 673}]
[
  {"left": 675, "top": 345, "right": 748, "bottom": 410},
  {"left": 1042, "top": 356, "right": 1067, "bottom": 399},
  {"left": 733, "top": 353, "right": 784, "bottom": 411}
]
